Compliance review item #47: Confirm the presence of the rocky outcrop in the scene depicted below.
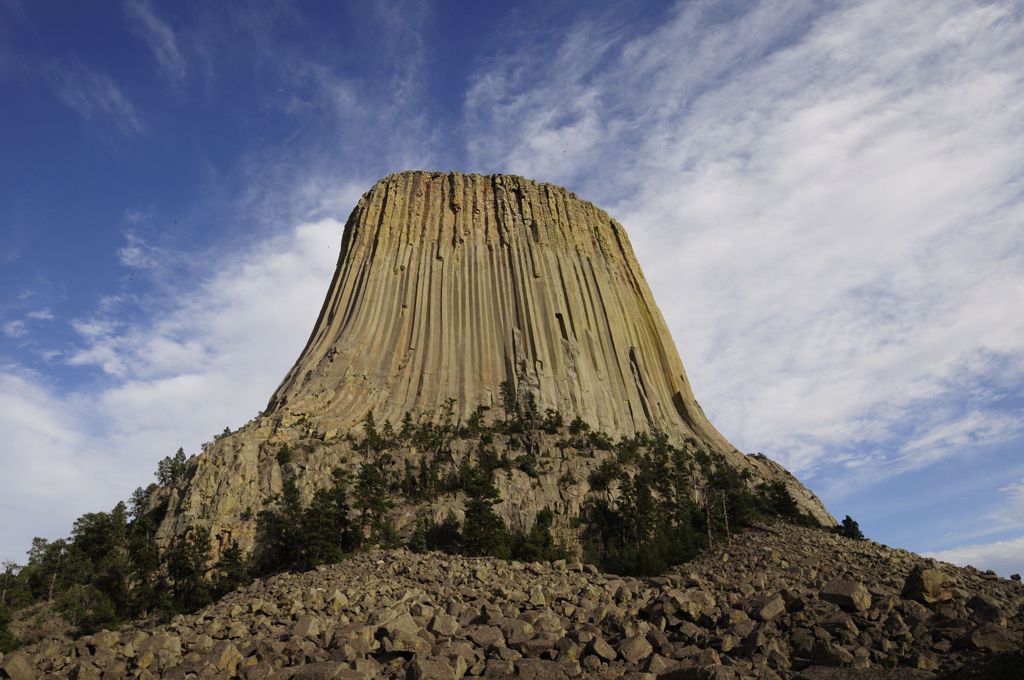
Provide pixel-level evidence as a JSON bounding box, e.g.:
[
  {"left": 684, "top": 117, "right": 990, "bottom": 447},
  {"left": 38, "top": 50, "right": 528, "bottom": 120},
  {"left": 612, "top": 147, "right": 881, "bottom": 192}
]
[
  {"left": 268, "top": 171, "right": 730, "bottom": 449},
  {"left": 7, "top": 523, "right": 1022, "bottom": 679},
  {"left": 152, "top": 171, "right": 833, "bottom": 558}
]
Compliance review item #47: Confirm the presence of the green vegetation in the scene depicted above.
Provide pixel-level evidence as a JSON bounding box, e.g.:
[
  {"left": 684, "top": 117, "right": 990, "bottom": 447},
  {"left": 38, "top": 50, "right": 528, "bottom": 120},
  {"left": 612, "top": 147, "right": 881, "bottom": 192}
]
[
  {"left": 257, "top": 469, "right": 360, "bottom": 573},
  {"left": 155, "top": 447, "right": 186, "bottom": 486},
  {"left": 0, "top": 448, "right": 257, "bottom": 645},
  {"left": 836, "top": 514, "right": 866, "bottom": 540},
  {"left": 0, "top": 380, "right": 822, "bottom": 650}
]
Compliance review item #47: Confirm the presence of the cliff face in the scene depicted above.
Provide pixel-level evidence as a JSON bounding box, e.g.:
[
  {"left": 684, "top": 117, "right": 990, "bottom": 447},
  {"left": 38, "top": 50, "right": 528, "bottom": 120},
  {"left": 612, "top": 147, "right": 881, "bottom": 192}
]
[
  {"left": 267, "top": 171, "right": 732, "bottom": 457},
  {"left": 153, "top": 171, "right": 833, "bottom": 557}
]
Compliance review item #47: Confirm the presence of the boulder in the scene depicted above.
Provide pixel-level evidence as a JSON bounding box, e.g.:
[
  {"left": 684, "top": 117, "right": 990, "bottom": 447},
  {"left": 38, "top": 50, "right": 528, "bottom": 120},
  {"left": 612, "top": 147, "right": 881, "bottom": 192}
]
[
  {"left": 407, "top": 656, "right": 458, "bottom": 679},
  {"left": 618, "top": 634, "right": 654, "bottom": 663},
  {"left": 290, "top": 661, "right": 366, "bottom": 679},
  {"left": 902, "top": 566, "right": 953, "bottom": 605},
  {"left": 751, "top": 594, "right": 787, "bottom": 621},
  {"left": 589, "top": 636, "right": 617, "bottom": 661},
  {"left": 959, "top": 623, "right": 1017, "bottom": 652},
  {"left": 0, "top": 652, "right": 35, "bottom": 680},
  {"left": 821, "top": 579, "right": 871, "bottom": 612}
]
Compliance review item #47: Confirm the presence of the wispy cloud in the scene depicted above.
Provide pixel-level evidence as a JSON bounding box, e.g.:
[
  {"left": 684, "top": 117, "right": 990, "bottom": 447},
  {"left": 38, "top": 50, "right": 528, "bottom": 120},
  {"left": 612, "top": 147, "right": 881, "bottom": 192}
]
[
  {"left": 25, "top": 308, "right": 53, "bottom": 321},
  {"left": 463, "top": 0, "right": 1024, "bottom": 486},
  {"left": 1, "top": 216, "right": 349, "bottom": 560},
  {"left": 117, "top": 230, "right": 160, "bottom": 269},
  {"left": 123, "top": 0, "right": 186, "bottom": 82},
  {"left": 48, "top": 60, "right": 143, "bottom": 135},
  {"left": 927, "top": 536, "right": 1024, "bottom": 578}
]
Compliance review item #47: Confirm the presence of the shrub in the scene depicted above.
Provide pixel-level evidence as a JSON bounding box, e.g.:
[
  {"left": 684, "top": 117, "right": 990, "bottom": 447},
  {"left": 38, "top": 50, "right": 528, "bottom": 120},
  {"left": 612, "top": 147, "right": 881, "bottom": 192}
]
[{"left": 837, "top": 515, "right": 865, "bottom": 540}]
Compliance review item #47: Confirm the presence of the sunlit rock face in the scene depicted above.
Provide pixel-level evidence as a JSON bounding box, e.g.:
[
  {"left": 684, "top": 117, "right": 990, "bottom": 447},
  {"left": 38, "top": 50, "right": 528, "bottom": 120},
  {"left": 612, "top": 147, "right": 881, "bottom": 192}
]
[
  {"left": 153, "top": 171, "right": 833, "bottom": 558},
  {"left": 268, "top": 171, "right": 733, "bottom": 454}
]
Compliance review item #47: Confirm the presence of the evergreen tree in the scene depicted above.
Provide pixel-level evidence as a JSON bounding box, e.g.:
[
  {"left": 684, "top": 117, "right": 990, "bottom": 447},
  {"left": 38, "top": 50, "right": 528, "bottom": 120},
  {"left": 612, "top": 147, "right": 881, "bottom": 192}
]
[
  {"left": 70, "top": 503, "right": 131, "bottom": 618},
  {"left": 303, "top": 469, "right": 359, "bottom": 566},
  {"left": 765, "top": 481, "right": 800, "bottom": 518},
  {"left": 354, "top": 463, "right": 391, "bottom": 541},
  {"left": 499, "top": 380, "right": 518, "bottom": 419},
  {"left": 156, "top": 448, "right": 187, "bottom": 486},
  {"left": 399, "top": 411, "right": 415, "bottom": 441},
  {"left": 164, "top": 528, "right": 212, "bottom": 612},
  {"left": 257, "top": 477, "right": 306, "bottom": 572},
  {"left": 0, "top": 604, "right": 14, "bottom": 653},
  {"left": 462, "top": 497, "right": 511, "bottom": 558},
  {"left": 213, "top": 541, "right": 250, "bottom": 597},
  {"left": 838, "top": 515, "right": 865, "bottom": 540},
  {"left": 512, "top": 508, "right": 569, "bottom": 562}
]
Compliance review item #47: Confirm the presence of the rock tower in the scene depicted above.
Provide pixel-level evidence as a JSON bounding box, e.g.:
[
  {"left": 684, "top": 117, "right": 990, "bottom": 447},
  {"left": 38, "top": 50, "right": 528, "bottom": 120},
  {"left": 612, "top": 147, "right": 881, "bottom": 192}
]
[
  {"left": 268, "top": 171, "right": 734, "bottom": 458},
  {"left": 154, "top": 171, "right": 832, "bottom": 556}
]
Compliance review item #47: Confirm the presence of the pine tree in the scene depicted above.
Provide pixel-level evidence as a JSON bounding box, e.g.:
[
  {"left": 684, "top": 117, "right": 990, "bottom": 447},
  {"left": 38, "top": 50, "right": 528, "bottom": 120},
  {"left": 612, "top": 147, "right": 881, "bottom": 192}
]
[
  {"left": 156, "top": 447, "right": 187, "bottom": 486},
  {"left": 164, "top": 528, "right": 212, "bottom": 612},
  {"left": 303, "top": 469, "right": 359, "bottom": 565},
  {"left": 354, "top": 463, "right": 391, "bottom": 541},
  {"left": 257, "top": 478, "right": 306, "bottom": 572},
  {"left": 462, "top": 497, "right": 510, "bottom": 558},
  {"left": 838, "top": 515, "right": 865, "bottom": 540},
  {"left": 213, "top": 541, "right": 250, "bottom": 597}
]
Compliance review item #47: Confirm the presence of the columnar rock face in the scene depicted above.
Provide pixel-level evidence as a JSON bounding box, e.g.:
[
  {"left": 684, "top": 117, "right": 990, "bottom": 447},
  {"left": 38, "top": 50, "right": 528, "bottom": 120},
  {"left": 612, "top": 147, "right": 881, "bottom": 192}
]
[
  {"left": 152, "top": 171, "right": 833, "bottom": 556},
  {"left": 267, "top": 171, "right": 733, "bottom": 459}
]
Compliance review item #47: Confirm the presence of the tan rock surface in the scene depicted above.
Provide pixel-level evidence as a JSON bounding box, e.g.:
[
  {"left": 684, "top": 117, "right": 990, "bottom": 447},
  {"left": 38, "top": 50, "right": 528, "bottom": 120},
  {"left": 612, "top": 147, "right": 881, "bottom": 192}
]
[
  {"left": 153, "top": 171, "right": 833, "bottom": 556},
  {"left": 269, "top": 171, "right": 733, "bottom": 449}
]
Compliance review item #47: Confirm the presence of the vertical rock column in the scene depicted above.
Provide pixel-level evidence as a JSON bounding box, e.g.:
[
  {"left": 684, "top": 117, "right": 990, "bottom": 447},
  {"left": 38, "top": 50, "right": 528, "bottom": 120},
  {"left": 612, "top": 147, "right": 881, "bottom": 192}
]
[{"left": 267, "top": 171, "right": 737, "bottom": 460}]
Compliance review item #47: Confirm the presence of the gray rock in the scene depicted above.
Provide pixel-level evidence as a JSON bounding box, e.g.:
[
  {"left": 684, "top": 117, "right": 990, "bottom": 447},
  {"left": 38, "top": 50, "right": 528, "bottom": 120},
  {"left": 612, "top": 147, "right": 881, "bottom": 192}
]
[
  {"left": 959, "top": 622, "right": 1017, "bottom": 652},
  {"left": 467, "top": 625, "right": 505, "bottom": 649},
  {"left": 589, "top": 636, "right": 616, "bottom": 661},
  {"left": 290, "top": 661, "right": 367, "bottom": 679},
  {"left": 902, "top": 566, "right": 953, "bottom": 605},
  {"left": 821, "top": 579, "right": 871, "bottom": 612},
  {"left": 428, "top": 613, "right": 459, "bottom": 637},
  {"left": 407, "top": 655, "right": 458, "bottom": 679},
  {"left": 293, "top": 614, "right": 322, "bottom": 639},
  {"left": 618, "top": 634, "right": 654, "bottom": 663},
  {"left": 752, "top": 594, "right": 787, "bottom": 621},
  {"left": 0, "top": 652, "right": 35, "bottom": 680}
]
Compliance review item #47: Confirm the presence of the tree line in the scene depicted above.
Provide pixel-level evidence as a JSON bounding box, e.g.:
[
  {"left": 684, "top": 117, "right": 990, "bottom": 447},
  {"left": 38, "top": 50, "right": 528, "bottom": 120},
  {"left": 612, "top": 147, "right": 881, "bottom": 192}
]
[{"left": 1, "top": 382, "right": 862, "bottom": 651}]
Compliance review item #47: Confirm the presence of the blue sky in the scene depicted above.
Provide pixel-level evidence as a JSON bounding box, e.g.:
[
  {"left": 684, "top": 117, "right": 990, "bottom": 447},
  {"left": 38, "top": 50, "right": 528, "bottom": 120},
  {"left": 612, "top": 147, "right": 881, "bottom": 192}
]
[{"left": 2, "top": 0, "right": 1022, "bottom": 575}]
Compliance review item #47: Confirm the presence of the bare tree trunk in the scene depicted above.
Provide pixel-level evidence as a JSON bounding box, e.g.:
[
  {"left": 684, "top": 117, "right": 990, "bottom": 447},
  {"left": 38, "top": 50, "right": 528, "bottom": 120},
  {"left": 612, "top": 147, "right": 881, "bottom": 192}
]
[
  {"left": 705, "top": 497, "right": 714, "bottom": 549},
  {"left": 48, "top": 570, "right": 58, "bottom": 605},
  {"left": 720, "top": 490, "right": 731, "bottom": 542}
]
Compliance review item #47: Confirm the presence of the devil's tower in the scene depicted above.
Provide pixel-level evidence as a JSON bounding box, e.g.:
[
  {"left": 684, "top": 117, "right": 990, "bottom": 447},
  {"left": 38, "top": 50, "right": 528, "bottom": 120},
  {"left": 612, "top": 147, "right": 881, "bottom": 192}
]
[
  {"left": 267, "top": 171, "right": 734, "bottom": 458},
  {"left": 154, "top": 171, "right": 832, "bottom": 556}
]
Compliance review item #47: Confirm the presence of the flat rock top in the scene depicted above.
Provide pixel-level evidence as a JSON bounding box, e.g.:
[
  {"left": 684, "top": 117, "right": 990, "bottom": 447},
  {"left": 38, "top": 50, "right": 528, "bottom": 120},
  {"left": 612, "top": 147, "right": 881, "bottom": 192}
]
[{"left": 6, "top": 522, "right": 1022, "bottom": 679}]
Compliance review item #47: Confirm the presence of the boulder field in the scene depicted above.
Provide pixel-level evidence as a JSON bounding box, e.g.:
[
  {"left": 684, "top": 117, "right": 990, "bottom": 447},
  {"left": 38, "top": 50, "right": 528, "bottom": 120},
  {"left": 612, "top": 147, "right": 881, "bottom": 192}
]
[{"left": 2, "top": 522, "right": 1020, "bottom": 679}]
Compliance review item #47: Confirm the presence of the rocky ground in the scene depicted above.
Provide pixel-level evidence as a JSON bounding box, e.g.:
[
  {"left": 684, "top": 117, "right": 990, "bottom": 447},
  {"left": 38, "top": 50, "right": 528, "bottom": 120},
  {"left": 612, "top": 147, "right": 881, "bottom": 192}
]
[{"left": 1, "top": 523, "right": 1021, "bottom": 679}]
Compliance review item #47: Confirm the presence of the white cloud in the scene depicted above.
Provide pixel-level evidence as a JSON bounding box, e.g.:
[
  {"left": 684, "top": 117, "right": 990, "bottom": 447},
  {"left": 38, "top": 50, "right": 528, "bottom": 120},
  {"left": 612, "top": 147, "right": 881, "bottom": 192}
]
[
  {"left": 463, "top": 0, "right": 1024, "bottom": 482},
  {"left": 25, "top": 308, "right": 53, "bottom": 321},
  {"left": 124, "top": 0, "right": 186, "bottom": 81},
  {"left": 0, "top": 217, "right": 345, "bottom": 560},
  {"left": 117, "top": 230, "right": 160, "bottom": 269},
  {"left": 900, "top": 411, "right": 1023, "bottom": 466},
  {"left": 2, "top": 320, "right": 26, "bottom": 338},
  {"left": 0, "top": 368, "right": 121, "bottom": 560},
  {"left": 927, "top": 536, "right": 1024, "bottom": 578}
]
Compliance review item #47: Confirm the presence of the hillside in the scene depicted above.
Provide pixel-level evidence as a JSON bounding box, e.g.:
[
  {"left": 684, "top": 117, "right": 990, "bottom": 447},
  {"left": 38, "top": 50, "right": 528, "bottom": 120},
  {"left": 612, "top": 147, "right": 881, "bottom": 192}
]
[{"left": 2, "top": 522, "right": 1020, "bottom": 679}]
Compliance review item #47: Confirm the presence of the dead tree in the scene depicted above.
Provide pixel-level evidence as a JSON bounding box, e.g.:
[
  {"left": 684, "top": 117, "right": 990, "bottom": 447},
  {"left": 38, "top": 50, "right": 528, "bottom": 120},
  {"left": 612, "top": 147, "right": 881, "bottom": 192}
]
[
  {"left": 704, "top": 494, "right": 714, "bottom": 549},
  {"left": 720, "top": 490, "right": 731, "bottom": 541}
]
